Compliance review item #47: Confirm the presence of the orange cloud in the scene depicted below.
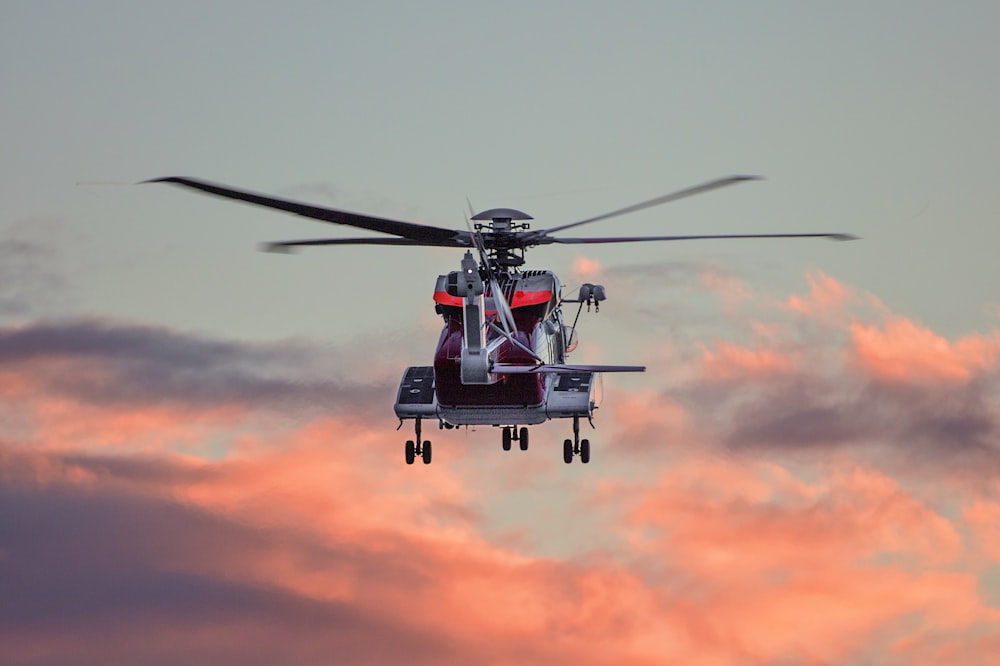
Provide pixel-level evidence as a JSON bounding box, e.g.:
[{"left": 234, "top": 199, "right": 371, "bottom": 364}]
[
  {"left": 0, "top": 361, "right": 265, "bottom": 454},
  {"left": 0, "top": 319, "right": 388, "bottom": 454},
  {"left": 700, "top": 340, "right": 795, "bottom": 380},
  {"left": 4, "top": 405, "right": 1000, "bottom": 666},
  {"left": 606, "top": 386, "right": 695, "bottom": 453},
  {"left": 699, "top": 265, "right": 753, "bottom": 303},
  {"left": 785, "top": 270, "right": 851, "bottom": 316},
  {"left": 851, "top": 317, "right": 1000, "bottom": 384},
  {"left": 962, "top": 497, "right": 1000, "bottom": 564},
  {"left": 3, "top": 279, "right": 1000, "bottom": 665},
  {"left": 571, "top": 255, "right": 604, "bottom": 280},
  {"left": 617, "top": 457, "right": 996, "bottom": 663}
]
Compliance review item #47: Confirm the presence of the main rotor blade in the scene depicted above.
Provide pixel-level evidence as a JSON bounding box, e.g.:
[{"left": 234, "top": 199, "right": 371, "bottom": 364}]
[
  {"left": 262, "top": 236, "right": 470, "bottom": 253},
  {"left": 540, "top": 175, "right": 761, "bottom": 235},
  {"left": 547, "top": 232, "right": 859, "bottom": 244},
  {"left": 145, "top": 177, "right": 468, "bottom": 245}
]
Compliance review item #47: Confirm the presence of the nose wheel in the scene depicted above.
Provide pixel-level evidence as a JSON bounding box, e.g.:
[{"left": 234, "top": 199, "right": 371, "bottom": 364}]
[
  {"left": 501, "top": 426, "right": 529, "bottom": 452},
  {"left": 405, "top": 418, "right": 432, "bottom": 465},
  {"left": 562, "top": 416, "right": 591, "bottom": 464}
]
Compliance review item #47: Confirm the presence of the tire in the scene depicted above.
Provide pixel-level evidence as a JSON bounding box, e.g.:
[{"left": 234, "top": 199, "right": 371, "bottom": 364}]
[
  {"left": 519, "top": 427, "right": 529, "bottom": 451},
  {"left": 405, "top": 440, "right": 415, "bottom": 465},
  {"left": 563, "top": 439, "right": 573, "bottom": 464},
  {"left": 422, "top": 440, "right": 432, "bottom": 464},
  {"left": 502, "top": 427, "right": 512, "bottom": 451},
  {"left": 580, "top": 439, "right": 591, "bottom": 464}
]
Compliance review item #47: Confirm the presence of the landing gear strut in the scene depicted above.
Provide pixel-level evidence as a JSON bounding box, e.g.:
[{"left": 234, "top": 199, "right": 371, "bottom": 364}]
[
  {"left": 562, "top": 415, "right": 591, "bottom": 464},
  {"left": 405, "top": 417, "right": 432, "bottom": 465},
  {"left": 501, "top": 426, "right": 529, "bottom": 452}
]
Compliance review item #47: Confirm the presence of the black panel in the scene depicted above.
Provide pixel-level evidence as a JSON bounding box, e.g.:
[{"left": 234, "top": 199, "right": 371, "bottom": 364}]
[
  {"left": 398, "top": 366, "right": 436, "bottom": 405},
  {"left": 554, "top": 372, "right": 592, "bottom": 392}
]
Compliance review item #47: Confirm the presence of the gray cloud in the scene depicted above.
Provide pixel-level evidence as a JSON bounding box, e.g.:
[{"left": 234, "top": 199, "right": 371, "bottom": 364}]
[
  {"left": 0, "top": 234, "right": 68, "bottom": 317},
  {"left": 0, "top": 445, "right": 618, "bottom": 666},
  {"left": 0, "top": 318, "right": 393, "bottom": 420},
  {"left": 705, "top": 372, "right": 1000, "bottom": 479},
  {"left": 595, "top": 260, "right": 1000, "bottom": 481},
  {"left": 0, "top": 447, "right": 455, "bottom": 666}
]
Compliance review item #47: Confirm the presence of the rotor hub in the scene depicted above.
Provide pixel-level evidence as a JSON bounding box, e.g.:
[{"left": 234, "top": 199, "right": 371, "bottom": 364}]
[{"left": 470, "top": 208, "right": 533, "bottom": 222}]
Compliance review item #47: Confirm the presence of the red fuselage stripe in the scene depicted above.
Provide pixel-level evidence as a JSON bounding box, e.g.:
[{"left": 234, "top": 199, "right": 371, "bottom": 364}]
[{"left": 433, "top": 290, "right": 551, "bottom": 309}]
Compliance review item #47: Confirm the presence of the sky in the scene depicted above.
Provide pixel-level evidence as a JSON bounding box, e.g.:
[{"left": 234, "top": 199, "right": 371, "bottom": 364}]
[{"left": 2, "top": 1, "right": 1000, "bottom": 664}]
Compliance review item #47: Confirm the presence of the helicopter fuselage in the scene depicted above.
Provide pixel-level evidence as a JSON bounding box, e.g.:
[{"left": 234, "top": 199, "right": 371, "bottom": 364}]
[
  {"left": 434, "top": 269, "right": 560, "bottom": 406},
  {"left": 394, "top": 268, "right": 599, "bottom": 427}
]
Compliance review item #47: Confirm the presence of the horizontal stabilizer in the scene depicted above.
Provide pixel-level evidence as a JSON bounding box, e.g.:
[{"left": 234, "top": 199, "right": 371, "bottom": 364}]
[{"left": 492, "top": 363, "right": 646, "bottom": 374}]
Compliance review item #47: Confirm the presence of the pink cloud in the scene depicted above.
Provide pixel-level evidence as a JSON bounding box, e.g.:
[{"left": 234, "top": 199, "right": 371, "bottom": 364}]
[
  {"left": 606, "top": 386, "right": 696, "bottom": 452},
  {"left": 785, "top": 270, "right": 851, "bottom": 316},
  {"left": 3, "top": 399, "right": 1000, "bottom": 665},
  {"left": 852, "top": 316, "right": 1000, "bottom": 384},
  {"left": 0, "top": 361, "right": 272, "bottom": 455},
  {"left": 616, "top": 457, "right": 997, "bottom": 663},
  {"left": 699, "top": 265, "right": 754, "bottom": 305},
  {"left": 3, "top": 271, "right": 1000, "bottom": 665},
  {"left": 571, "top": 255, "right": 604, "bottom": 280},
  {"left": 962, "top": 497, "right": 1000, "bottom": 564},
  {"left": 699, "top": 340, "right": 795, "bottom": 380}
]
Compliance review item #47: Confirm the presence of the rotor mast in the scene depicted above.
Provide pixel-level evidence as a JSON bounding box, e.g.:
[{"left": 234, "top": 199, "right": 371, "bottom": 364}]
[{"left": 470, "top": 207, "right": 533, "bottom": 271}]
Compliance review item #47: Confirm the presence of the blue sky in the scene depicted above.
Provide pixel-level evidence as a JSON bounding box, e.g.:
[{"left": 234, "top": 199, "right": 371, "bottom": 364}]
[{"left": 4, "top": 1, "right": 999, "bottom": 340}]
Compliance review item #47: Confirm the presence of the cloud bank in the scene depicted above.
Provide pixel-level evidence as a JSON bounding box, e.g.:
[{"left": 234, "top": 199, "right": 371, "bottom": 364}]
[{"left": 1, "top": 268, "right": 999, "bottom": 665}]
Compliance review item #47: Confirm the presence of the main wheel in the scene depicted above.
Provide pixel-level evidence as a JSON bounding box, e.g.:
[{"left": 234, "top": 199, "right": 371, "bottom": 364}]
[
  {"left": 502, "top": 427, "right": 512, "bottom": 451},
  {"left": 563, "top": 439, "right": 573, "bottom": 464},
  {"left": 422, "top": 440, "right": 432, "bottom": 464},
  {"left": 580, "top": 439, "right": 591, "bottom": 464},
  {"left": 405, "top": 440, "right": 416, "bottom": 465},
  {"left": 518, "top": 427, "right": 529, "bottom": 451}
]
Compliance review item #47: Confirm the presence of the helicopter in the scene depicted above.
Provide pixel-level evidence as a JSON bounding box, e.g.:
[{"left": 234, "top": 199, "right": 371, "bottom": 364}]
[{"left": 147, "top": 175, "right": 855, "bottom": 466}]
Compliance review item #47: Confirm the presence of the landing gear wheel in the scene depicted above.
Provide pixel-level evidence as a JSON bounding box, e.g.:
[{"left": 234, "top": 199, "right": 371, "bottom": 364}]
[
  {"left": 519, "top": 427, "right": 529, "bottom": 451},
  {"left": 563, "top": 439, "right": 573, "bottom": 464},
  {"left": 580, "top": 439, "right": 591, "bottom": 464},
  {"left": 403, "top": 417, "right": 433, "bottom": 466},
  {"left": 502, "top": 427, "right": 512, "bottom": 451}
]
